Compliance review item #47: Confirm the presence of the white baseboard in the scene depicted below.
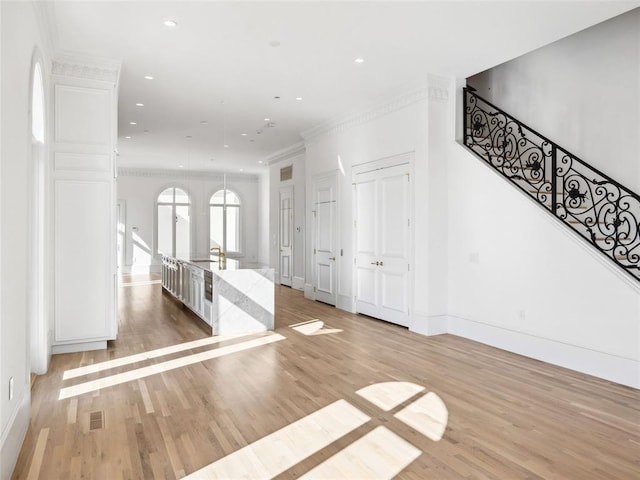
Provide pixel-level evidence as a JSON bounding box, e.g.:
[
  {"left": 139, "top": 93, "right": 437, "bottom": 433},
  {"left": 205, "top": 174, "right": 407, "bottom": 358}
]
[
  {"left": 337, "top": 294, "right": 355, "bottom": 313},
  {"left": 1, "top": 390, "right": 30, "bottom": 479},
  {"left": 449, "top": 315, "right": 640, "bottom": 389},
  {"left": 410, "top": 313, "right": 450, "bottom": 336},
  {"left": 52, "top": 340, "right": 107, "bottom": 354},
  {"left": 292, "top": 276, "right": 305, "bottom": 291},
  {"left": 304, "top": 283, "right": 315, "bottom": 301}
]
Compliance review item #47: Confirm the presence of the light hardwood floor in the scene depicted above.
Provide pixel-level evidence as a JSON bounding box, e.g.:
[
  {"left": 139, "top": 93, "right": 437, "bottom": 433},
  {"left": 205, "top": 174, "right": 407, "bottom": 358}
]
[{"left": 12, "top": 275, "right": 640, "bottom": 479}]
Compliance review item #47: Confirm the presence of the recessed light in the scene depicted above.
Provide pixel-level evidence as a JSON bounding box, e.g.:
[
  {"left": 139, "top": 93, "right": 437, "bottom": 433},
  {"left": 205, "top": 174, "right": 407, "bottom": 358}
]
[
  {"left": 239, "top": 169, "right": 244, "bottom": 172},
  {"left": 125, "top": 136, "right": 132, "bottom": 139},
  {"left": 354, "top": 57, "right": 364, "bottom": 63},
  {"left": 186, "top": 135, "right": 192, "bottom": 139},
  {"left": 129, "top": 121, "right": 137, "bottom": 125},
  {"left": 273, "top": 96, "right": 280, "bottom": 100},
  {"left": 258, "top": 160, "right": 263, "bottom": 164},
  {"left": 264, "top": 118, "right": 270, "bottom": 122},
  {"left": 144, "top": 75, "right": 154, "bottom": 80},
  {"left": 163, "top": 19, "right": 178, "bottom": 27},
  {"left": 135, "top": 103, "right": 144, "bottom": 107},
  {"left": 179, "top": 164, "right": 184, "bottom": 168},
  {"left": 241, "top": 133, "right": 247, "bottom": 136},
  {"left": 224, "top": 144, "right": 229, "bottom": 148},
  {"left": 296, "top": 97, "right": 303, "bottom": 101},
  {"left": 200, "top": 120, "right": 208, "bottom": 125}
]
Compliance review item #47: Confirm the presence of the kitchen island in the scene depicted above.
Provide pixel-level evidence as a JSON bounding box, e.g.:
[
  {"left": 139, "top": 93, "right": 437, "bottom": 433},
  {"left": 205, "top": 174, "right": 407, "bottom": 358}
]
[{"left": 161, "top": 255, "right": 274, "bottom": 335}]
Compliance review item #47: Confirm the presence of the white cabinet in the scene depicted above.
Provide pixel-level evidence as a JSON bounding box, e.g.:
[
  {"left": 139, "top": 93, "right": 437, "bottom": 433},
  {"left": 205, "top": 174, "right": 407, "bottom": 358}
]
[
  {"left": 161, "top": 257, "right": 209, "bottom": 327},
  {"left": 51, "top": 57, "right": 120, "bottom": 354}
]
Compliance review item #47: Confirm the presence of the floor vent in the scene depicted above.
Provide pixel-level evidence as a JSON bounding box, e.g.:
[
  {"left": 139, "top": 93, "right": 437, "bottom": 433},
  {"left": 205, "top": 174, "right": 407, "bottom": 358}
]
[{"left": 89, "top": 411, "right": 104, "bottom": 430}]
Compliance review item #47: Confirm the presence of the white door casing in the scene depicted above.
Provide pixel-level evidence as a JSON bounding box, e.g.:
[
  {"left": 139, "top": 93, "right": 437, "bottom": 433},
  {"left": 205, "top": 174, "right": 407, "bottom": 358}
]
[
  {"left": 354, "top": 161, "right": 411, "bottom": 327},
  {"left": 279, "top": 187, "right": 293, "bottom": 287},
  {"left": 313, "top": 172, "right": 338, "bottom": 306}
]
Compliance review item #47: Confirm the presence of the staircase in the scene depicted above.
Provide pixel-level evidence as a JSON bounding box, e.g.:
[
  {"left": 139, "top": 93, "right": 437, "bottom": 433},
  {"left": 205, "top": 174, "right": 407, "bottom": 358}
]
[{"left": 463, "top": 86, "right": 640, "bottom": 283}]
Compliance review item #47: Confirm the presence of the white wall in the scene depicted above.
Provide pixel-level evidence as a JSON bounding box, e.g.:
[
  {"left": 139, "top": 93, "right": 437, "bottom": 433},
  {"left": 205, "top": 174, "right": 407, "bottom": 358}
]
[
  {"left": 302, "top": 79, "right": 450, "bottom": 320},
  {"left": 447, "top": 141, "right": 639, "bottom": 387},
  {"left": 468, "top": 9, "right": 640, "bottom": 191},
  {"left": 0, "top": 2, "right": 46, "bottom": 477},
  {"left": 117, "top": 169, "right": 265, "bottom": 274}
]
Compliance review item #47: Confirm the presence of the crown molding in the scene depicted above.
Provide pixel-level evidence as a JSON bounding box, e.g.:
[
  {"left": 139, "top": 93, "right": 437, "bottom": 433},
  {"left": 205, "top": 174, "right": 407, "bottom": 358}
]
[
  {"left": 118, "top": 167, "right": 259, "bottom": 183},
  {"left": 52, "top": 51, "right": 121, "bottom": 84},
  {"left": 265, "top": 142, "right": 306, "bottom": 166},
  {"left": 301, "top": 79, "right": 450, "bottom": 144}
]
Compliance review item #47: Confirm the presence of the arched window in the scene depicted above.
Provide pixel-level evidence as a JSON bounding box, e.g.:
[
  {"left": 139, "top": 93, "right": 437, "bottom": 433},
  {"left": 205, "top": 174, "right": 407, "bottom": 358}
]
[
  {"left": 157, "top": 187, "right": 191, "bottom": 257},
  {"left": 32, "top": 62, "right": 45, "bottom": 143},
  {"left": 30, "top": 57, "right": 48, "bottom": 374},
  {"left": 210, "top": 189, "right": 241, "bottom": 254}
]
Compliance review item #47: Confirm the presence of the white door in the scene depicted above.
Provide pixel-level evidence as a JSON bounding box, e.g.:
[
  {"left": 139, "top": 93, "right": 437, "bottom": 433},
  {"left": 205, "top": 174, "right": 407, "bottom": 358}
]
[
  {"left": 355, "top": 163, "right": 411, "bottom": 326},
  {"left": 279, "top": 187, "right": 293, "bottom": 287},
  {"left": 313, "top": 173, "right": 338, "bottom": 305}
]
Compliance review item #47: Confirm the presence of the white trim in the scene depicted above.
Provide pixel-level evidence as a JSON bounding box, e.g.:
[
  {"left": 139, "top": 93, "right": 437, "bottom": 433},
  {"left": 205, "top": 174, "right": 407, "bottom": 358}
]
[
  {"left": 52, "top": 340, "right": 107, "bottom": 354},
  {"left": 292, "top": 276, "right": 305, "bottom": 291},
  {"left": 52, "top": 52, "right": 121, "bottom": 83},
  {"left": 304, "top": 283, "right": 316, "bottom": 301},
  {"left": 410, "top": 313, "right": 451, "bottom": 336},
  {"left": 448, "top": 315, "right": 640, "bottom": 389},
  {"left": 265, "top": 142, "right": 305, "bottom": 165},
  {"left": 0, "top": 390, "right": 30, "bottom": 480},
  {"left": 337, "top": 294, "right": 355, "bottom": 313},
  {"left": 118, "top": 167, "right": 259, "bottom": 182}
]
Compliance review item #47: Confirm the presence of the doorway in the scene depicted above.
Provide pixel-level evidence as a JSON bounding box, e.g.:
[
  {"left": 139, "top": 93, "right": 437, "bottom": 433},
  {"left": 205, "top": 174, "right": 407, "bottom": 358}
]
[
  {"left": 312, "top": 172, "right": 338, "bottom": 306},
  {"left": 278, "top": 187, "right": 293, "bottom": 287},
  {"left": 353, "top": 157, "right": 412, "bottom": 327}
]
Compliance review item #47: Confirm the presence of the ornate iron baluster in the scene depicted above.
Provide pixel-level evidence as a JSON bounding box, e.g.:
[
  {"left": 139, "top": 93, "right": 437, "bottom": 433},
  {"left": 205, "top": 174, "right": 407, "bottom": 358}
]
[{"left": 462, "top": 87, "right": 640, "bottom": 283}]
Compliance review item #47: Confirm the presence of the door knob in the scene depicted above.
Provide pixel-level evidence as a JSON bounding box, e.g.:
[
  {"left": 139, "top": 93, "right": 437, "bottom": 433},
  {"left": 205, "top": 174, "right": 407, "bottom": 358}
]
[
  {"left": 379, "top": 261, "right": 384, "bottom": 267},
  {"left": 329, "top": 256, "right": 336, "bottom": 261}
]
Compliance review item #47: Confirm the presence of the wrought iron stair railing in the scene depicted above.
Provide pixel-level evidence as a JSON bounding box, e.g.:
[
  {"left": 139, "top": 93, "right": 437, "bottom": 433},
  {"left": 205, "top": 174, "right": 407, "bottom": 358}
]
[{"left": 463, "top": 86, "right": 640, "bottom": 282}]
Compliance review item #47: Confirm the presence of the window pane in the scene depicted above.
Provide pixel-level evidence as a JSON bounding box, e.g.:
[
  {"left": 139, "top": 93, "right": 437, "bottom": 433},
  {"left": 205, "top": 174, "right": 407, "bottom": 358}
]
[
  {"left": 174, "top": 188, "right": 189, "bottom": 204},
  {"left": 226, "top": 205, "right": 240, "bottom": 252},
  {"left": 158, "top": 188, "right": 174, "bottom": 203},
  {"left": 32, "top": 63, "right": 45, "bottom": 143},
  {"left": 210, "top": 205, "right": 224, "bottom": 250},
  {"left": 157, "top": 205, "right": 173, "bottom": 255},
  {"left": 210, "top": 190, "right": 225, "bottom": 205},
  {"left": 175, "top": 205, "right": 190, "bottom": 256},
  {"left": 226, "top": 191, "right": 240, "bottom": 205}
]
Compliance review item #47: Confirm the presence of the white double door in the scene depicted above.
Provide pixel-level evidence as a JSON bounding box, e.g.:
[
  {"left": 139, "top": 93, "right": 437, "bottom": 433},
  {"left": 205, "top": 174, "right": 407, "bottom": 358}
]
[{"left": 354, "top": 163, "right": 411, "bottom": 327}]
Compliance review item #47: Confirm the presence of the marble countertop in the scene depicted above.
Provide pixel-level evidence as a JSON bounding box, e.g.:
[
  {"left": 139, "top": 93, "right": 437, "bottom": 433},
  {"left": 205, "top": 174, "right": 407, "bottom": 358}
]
[{"left": 174, "top": 255, "right": 268, "bottom": 272}]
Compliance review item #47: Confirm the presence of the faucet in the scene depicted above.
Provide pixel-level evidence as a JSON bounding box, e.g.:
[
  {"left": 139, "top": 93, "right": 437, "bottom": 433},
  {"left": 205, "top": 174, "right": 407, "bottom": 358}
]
[{"left": 210, "top": 246, "right": 225, "bottom": 260}]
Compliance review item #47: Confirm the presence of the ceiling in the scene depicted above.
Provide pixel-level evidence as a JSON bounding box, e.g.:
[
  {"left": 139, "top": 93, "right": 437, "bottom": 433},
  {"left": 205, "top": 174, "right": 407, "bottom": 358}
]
[{"left": 46, "top": 1, "right": 639, "bottom": 174}]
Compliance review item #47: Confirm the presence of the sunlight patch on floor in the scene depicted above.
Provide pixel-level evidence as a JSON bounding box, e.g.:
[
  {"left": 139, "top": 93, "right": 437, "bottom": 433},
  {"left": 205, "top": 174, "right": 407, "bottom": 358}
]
[
  {"left": 182, "top": 399, "right": 370, "bottom": 479},
  {"left": 394, "top": 392, "right": 448, "bottom": 442},
  {"left": 290, "top": 320, "right": 342, "bottom": 336},
  {"left": 59, "top": 333, "right": 285, "bottom": 399},
  {"left": 356, "top": 381, "right": 426, "bottom": 412},
  {"left": 63, "top": 333, "right": 250, "bottom": 380},
  {"left": 299, "top": 426, "right": 421, "bottom": 480}
]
